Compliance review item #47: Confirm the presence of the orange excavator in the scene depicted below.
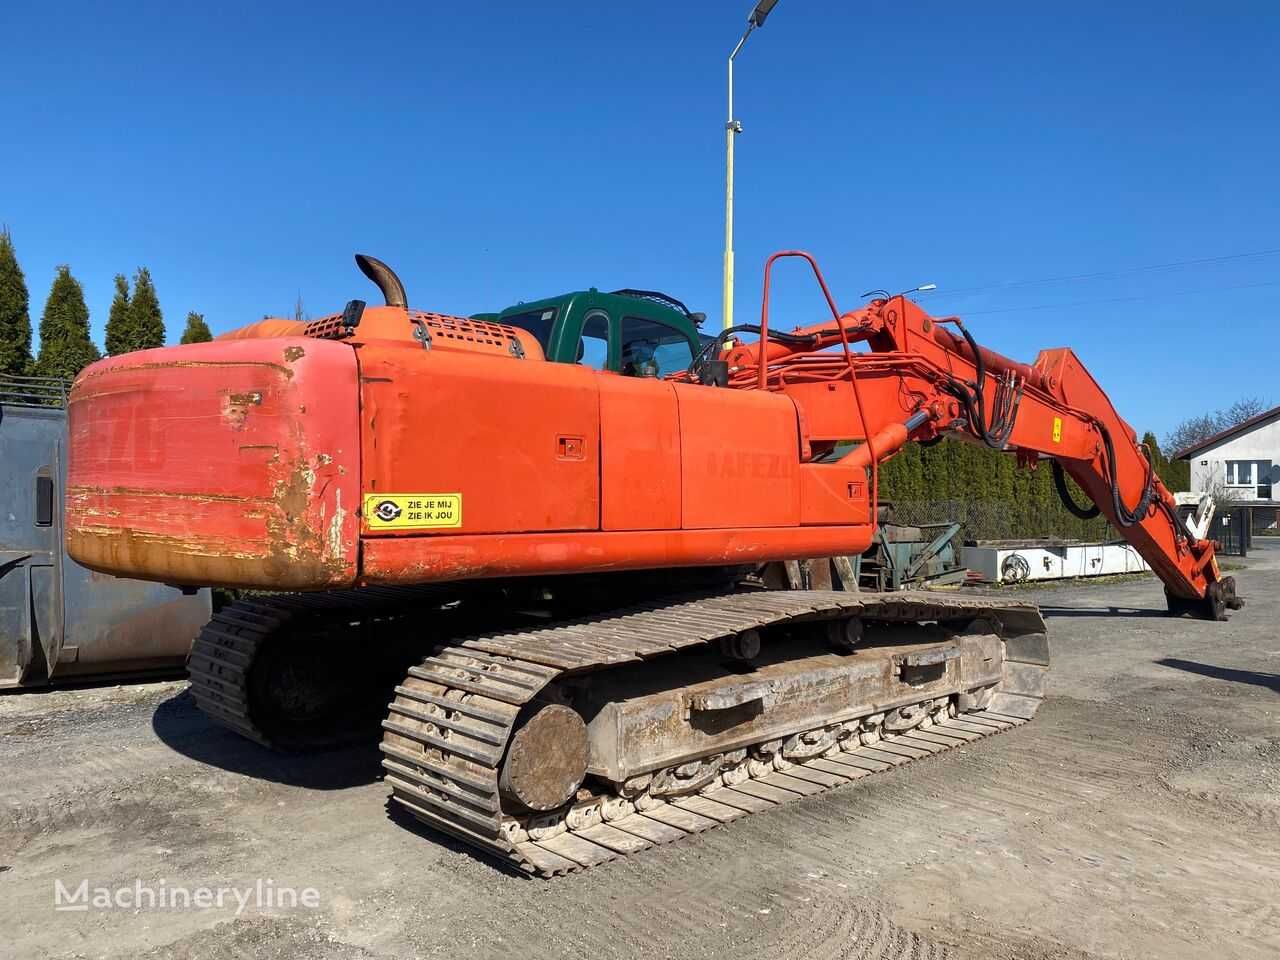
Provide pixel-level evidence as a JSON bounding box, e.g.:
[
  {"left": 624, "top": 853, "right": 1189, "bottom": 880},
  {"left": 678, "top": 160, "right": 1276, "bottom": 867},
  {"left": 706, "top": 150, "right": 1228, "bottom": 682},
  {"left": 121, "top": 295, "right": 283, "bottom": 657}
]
[{"left": 65, "top": 252, "right": 1240, "bottom": 875}]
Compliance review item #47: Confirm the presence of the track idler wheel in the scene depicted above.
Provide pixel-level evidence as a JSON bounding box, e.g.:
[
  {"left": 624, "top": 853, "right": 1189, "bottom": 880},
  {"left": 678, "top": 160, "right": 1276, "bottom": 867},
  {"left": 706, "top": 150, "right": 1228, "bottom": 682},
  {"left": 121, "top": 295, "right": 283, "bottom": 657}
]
[{"left": 499, "top": 703, "right": 589, "bottom": 812}]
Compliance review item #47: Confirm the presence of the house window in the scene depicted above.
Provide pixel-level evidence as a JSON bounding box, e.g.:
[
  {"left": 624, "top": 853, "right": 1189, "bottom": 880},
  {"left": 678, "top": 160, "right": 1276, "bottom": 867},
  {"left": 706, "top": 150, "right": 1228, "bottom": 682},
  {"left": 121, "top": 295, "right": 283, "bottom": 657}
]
[
  {"left": 1224, "top": 459, "right": 1275, "bottom": 498},
  {"left": 1225, "top": 460, "right": 1254, "bottom": 487}
]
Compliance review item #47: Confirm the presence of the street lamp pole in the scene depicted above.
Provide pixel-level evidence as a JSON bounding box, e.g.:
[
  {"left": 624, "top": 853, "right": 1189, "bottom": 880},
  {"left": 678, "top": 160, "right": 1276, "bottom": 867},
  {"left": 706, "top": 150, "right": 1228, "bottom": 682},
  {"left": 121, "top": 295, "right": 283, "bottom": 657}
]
[{"left": 723, "top": 0, "right": 781, "bottom": 334}]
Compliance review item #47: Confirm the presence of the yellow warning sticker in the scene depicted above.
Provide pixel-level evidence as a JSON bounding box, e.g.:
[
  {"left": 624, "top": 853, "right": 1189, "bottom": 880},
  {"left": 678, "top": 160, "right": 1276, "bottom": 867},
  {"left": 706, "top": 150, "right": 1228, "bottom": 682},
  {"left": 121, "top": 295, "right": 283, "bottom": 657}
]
[
  {"left": 363, "top": 493, "right": 462, "bottom": 530},
  {"left": 1051, "top": 417, "right": 1063, "bottom": 444}
]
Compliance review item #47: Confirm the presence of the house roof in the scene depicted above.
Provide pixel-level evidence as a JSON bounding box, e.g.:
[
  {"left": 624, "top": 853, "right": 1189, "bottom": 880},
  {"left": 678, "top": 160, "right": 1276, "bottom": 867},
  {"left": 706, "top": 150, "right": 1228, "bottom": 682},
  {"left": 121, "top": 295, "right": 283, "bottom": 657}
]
[{"left": 1173, "top": 404, "right": 1280, "bottom": 460}]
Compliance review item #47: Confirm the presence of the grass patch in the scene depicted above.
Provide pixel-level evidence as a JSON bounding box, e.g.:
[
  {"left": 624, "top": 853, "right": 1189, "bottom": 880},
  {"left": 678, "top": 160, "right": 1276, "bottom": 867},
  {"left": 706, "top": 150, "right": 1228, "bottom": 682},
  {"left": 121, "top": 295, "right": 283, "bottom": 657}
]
[{"left": 995, "top": 571, "right": 1155, "bottom": 591}]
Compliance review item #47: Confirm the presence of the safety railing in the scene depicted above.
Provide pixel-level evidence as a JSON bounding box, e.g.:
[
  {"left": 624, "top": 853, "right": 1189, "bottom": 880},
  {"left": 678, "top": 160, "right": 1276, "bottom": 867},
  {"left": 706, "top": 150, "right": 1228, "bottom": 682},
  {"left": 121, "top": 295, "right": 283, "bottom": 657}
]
[{"left": 0, "top": 375, "right": 72, "bottom": 408}]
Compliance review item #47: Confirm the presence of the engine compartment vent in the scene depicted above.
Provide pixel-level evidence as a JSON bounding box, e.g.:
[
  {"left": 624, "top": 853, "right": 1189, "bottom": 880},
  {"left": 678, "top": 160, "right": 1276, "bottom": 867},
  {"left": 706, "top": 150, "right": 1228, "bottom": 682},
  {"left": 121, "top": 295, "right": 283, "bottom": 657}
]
[
  {"left": 303, "top": 309, "right": 540, "bottom": 359},
  {"left": 302, "top": 313, "right": 350, "bottom": 340},
  {"left": 414, "top": 312, "right": 520, "bottom": 350}
]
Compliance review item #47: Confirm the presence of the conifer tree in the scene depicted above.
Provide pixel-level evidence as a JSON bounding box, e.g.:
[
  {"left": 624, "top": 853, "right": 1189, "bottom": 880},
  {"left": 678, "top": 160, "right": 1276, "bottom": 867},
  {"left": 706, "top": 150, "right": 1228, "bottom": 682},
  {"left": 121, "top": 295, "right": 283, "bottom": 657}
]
[
  {"left": 35, "top": 266, "right": 100, "bottom": 381},
  {"left": 0, "top": 227, "right": 33, "bottom": 378},
  {"left": 920, "top": 440, "right": 953, "bottom": 503},
  {"left": 104, "top": 274, "right": 132, "bottom": 356},
  {"left": 897, "top": 443, "right": 926, "bottom": 501},
  {"left": 180, "top": 311, "right": 213, "bottom": 344},
  {"left": 878, "top": 449, "right": 907, "bottom": 504},
  {"left": 1143, "top": 431, "right": 1189, "bottom": 493},
  {"left": 870, "top": 423, "right": 1176, "bottom": 539},
  {"left": 124, "top": 266, "right": 165, "bottom": 351},
  {"left": 991, "top": 447, "right": 1017, "bottom": 505}
]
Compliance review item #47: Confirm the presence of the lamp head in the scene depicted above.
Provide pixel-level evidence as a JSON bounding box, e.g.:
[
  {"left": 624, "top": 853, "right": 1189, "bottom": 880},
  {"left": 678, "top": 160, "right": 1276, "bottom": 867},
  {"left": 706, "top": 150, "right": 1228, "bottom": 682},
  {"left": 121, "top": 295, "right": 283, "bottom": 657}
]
[{"left": 749, "top": 0, "right": 780, "bottom": 27}]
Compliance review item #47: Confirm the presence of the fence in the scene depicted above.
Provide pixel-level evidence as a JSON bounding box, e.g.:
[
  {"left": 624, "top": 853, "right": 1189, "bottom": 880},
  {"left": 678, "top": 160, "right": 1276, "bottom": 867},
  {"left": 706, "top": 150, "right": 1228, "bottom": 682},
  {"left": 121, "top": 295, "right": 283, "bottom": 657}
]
[
  {"left": 0, "top": 375, "right": 70, "bottom": 408},
  {"left": 1251, "top": 506, "right": 1279, "bottom": 534},
  {"left": 1213, "top": 507, "right": 1251, "bottom": 557},
  {"left": 888, "top": 499, "right": 1113, "bottom": 544},
  {"left": 891, "top": 497, "right": 1277, "bottom": 559}
]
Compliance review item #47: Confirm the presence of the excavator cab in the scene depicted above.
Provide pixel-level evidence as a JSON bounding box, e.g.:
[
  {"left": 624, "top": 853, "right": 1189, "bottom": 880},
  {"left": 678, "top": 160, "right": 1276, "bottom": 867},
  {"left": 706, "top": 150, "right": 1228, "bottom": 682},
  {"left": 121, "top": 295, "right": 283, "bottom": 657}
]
[{"left": 487, "top": 289, "right": 703, "bottom": 378}]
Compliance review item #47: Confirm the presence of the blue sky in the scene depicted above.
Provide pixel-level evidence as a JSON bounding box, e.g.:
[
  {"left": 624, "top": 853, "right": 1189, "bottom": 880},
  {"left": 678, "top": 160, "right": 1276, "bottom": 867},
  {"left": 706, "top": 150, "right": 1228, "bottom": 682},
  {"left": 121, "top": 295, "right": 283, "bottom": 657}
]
[{"left": 1, "top": 1, "right": 1276, "bottom": 437}]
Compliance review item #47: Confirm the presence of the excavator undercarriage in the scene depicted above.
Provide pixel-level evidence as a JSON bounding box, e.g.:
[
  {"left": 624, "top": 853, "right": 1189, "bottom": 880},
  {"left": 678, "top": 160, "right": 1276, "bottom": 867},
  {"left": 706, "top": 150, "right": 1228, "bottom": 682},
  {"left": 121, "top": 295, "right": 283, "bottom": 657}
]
[{"left": 190, "top": 577, "right": 1046, "bottom": 875}]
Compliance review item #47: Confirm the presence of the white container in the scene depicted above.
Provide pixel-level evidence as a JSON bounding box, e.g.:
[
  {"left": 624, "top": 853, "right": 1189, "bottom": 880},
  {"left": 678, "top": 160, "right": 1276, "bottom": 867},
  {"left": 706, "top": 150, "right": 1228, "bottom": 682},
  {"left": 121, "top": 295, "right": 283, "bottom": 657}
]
[{"left": 960, "top": 541, "right": 1151, "bottom": 584}]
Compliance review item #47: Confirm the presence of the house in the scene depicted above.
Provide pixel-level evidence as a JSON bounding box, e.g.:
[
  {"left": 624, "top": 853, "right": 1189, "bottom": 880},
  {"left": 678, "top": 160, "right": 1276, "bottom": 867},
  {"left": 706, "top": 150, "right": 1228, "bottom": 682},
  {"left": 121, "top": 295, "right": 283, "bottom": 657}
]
[{"left": 1174, "top": 405, "right": 1279, "bottom": 531}]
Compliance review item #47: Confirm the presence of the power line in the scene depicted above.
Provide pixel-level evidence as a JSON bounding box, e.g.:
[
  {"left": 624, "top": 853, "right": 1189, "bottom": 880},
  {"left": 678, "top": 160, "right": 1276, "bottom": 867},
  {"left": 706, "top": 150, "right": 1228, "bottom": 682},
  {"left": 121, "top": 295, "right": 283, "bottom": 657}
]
[
  {"left": 915, "top": 246, "right": 1280, "bottom": 299},
  {"left": 950, "top": 279, "right": 1280, "bottom": 316}
]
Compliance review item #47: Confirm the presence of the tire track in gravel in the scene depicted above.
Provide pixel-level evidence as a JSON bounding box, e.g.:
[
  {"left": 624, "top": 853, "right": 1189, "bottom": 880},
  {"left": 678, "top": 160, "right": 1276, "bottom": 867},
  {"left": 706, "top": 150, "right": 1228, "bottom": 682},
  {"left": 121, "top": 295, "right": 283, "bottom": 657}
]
[
  {"left": 414, "top": 864, "right": 958, "bottom": 960},
  {"left": 1, "top": 689, "right": 380, "bottom": 845},
  {"left": 363, "top": 698, "right": 1156, "bottom": 960}
]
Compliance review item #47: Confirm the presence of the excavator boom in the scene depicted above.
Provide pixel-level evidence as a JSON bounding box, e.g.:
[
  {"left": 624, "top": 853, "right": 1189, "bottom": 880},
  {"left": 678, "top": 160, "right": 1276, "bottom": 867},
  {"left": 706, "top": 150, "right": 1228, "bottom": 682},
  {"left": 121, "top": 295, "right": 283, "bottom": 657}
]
[{"left": 714, "top": 250, "right": 1239, "bottom": 619}]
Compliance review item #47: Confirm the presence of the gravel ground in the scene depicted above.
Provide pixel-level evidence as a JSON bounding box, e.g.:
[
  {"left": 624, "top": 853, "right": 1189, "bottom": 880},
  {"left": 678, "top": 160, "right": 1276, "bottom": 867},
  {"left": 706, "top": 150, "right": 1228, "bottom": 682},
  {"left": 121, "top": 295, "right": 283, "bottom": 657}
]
[{"left": 2, "top": 541, "right": 1277, "bottom": 959}]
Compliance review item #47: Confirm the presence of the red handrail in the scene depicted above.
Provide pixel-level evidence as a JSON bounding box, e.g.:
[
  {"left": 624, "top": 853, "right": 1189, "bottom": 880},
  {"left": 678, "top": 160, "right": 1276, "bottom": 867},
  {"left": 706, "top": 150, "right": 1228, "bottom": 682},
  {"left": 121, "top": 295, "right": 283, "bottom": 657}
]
[
  {"left": 756, "top": 250, "right": 880, "bottom": 518},
  {"left": 757, "top": 250, "right": 846, "bottom": 391}
]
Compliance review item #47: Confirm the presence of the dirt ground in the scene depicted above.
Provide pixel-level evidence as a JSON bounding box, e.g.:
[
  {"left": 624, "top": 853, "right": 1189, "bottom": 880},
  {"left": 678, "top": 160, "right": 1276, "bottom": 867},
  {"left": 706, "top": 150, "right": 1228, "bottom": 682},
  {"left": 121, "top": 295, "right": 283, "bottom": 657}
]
[{"left": 2, "top": 543, "right": 1278, "bottom": 960}]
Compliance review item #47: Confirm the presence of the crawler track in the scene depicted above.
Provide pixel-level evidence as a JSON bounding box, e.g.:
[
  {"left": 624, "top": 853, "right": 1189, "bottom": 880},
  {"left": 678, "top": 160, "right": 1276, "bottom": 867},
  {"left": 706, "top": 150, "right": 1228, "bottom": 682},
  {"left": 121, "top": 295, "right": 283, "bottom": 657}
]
[
  {"left": 188, "top": 598, "right": 290, "bottom": 747},
  {"left": 380, "top": 590, "right": 1048, "bottom": 875},
  {"left": 189, "top": 587, "right": 449, "bottom": 749}
]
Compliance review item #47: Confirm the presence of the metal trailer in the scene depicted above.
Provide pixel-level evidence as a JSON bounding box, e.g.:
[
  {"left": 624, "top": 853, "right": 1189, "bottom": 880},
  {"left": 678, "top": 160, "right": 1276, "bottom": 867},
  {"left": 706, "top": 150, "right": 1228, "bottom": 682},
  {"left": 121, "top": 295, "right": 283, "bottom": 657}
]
[
  {"left": 852, "top": 520, "right": 967, "bottom": 592},
  {"left": 1, "top": 376, "right": 211, "bottom": 688}
]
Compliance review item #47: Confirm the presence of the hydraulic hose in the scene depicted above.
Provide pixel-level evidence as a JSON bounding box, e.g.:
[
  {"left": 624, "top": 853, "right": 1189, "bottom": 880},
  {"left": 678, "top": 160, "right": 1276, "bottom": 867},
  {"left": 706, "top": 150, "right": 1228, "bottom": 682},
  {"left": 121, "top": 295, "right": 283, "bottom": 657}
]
[
  {"left": 1097, "top": 422, "right": 1157, "bottom": 528},
  {"left": 940, "top": 319, "right": 1020, "bottom": 450},
  {"left": 1052, "top": 461, "right": 1101, "bottom": 520},
  {"left": 1050, "top": 425, "right": 1156, "bottom": 528},
  {"left": 688, "top": 324, "right": 819, "bottom": 382}
]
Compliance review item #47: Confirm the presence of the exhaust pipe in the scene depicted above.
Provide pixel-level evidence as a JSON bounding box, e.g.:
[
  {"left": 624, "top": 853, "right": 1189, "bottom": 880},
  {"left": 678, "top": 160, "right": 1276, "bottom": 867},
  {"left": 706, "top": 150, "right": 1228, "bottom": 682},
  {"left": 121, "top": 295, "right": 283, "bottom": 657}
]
[{"left": 355, "top": 254, "right": 407, "bottom": 308}]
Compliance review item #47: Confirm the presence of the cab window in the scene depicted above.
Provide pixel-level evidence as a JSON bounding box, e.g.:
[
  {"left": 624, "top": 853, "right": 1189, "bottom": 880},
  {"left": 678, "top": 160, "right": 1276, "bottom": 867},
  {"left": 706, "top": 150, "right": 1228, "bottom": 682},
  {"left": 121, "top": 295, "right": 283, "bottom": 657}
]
[
  {"left": 503, "top": 307, "right": 557, "bottom": 354},
  {"left": 577, "top": 310, "right": 611, "bottom": 370},
  {"left": 620, "top": 316, "right": 694, "bottom": 378}
]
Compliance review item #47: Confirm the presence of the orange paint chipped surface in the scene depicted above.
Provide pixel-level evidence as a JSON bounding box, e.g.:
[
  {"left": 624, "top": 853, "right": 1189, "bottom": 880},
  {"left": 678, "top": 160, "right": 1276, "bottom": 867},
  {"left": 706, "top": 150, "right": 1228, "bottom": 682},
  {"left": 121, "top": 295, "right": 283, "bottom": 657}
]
[{"left": 66, "top": 337, "right": 360, "bottom": 590}]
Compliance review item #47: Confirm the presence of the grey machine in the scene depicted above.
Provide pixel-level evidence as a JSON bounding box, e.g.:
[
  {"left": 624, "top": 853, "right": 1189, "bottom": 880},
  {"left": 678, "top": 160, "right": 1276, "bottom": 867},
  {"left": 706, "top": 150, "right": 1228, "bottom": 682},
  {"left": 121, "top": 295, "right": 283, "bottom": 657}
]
[
  {"left": 853, "top": 514, "right": 967, "bottom": 592},
  {"left": 1, "top": 376, "right": 211, "bottom": 688}
]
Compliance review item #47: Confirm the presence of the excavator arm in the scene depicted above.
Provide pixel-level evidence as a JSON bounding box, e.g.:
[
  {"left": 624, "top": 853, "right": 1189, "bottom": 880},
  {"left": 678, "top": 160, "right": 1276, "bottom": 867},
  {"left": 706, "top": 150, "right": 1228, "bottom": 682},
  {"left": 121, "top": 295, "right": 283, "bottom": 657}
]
[{"left": 713, "top": 251, "right": 1241, "bottom": 620}]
